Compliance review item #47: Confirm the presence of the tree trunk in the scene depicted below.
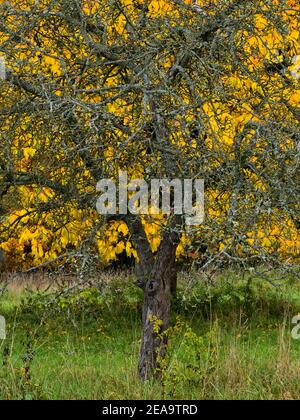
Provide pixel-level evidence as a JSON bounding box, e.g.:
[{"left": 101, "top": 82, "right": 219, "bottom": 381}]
[
  {"left": 128, "top": 216, "right": 154, "bottom": 289},
  {"left": 170, "top": 265, "right": 178, "bottom": 297},
  {"left": 138, "top": 227, "right": 179, "bottom": 381}
]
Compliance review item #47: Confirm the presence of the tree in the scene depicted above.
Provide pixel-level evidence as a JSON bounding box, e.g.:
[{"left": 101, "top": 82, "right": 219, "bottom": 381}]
[{"left": 0, "top": 0, "right": 299, "bottom": 379}]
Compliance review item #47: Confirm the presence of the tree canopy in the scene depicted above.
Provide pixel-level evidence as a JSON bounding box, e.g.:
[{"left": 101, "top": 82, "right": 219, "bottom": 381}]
[{"left": 0, "top": 0, "right": 299, "bottom": 272}]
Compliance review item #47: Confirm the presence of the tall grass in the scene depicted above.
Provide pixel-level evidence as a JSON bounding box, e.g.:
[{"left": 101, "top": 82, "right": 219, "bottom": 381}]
[{"left": 0, "top": 270, "right": 300, "bottom": 400}]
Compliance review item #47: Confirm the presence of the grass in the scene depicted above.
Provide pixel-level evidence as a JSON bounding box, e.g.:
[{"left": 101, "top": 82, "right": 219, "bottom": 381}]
[{"left": 1, "top": 269, "right": 300, "bottom": 400}]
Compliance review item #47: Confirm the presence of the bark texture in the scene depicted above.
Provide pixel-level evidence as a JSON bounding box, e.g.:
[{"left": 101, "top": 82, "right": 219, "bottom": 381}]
[
  {"left": 128, "top": 216, "right": 154, "bottom": 289},
  {"left": 137, "top": 223, "right": 180, "bottom": 381}
]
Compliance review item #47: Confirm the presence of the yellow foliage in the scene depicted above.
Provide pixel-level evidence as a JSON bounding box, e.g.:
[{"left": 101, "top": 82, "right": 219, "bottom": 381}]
[{"left": 0, "top": 0, "right": 299, "bottom": 269}]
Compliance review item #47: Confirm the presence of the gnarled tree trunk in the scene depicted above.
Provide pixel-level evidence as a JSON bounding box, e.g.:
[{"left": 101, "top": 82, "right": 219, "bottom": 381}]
[{"left": 137, "top": 225, "right": 180, "bottom": 381}]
